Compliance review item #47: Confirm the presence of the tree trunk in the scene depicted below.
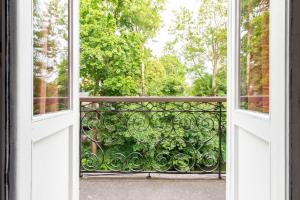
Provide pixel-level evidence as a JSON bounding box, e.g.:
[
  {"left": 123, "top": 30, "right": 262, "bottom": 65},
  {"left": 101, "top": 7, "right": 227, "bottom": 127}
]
[
  {"left": 91, "top": 129, "right": 98, "bottom": 155},
  {"left": 93, "top": 79, "right": 100, "bottom": 96},
  {"left": 141, "top": 60, "right": 145, "bottom": 96},
  {"left": 140, "top": 44, "right": 145, "bottom": 96},
  {"left": 211, "top": 60, "right": 219, "bottom": 96}
]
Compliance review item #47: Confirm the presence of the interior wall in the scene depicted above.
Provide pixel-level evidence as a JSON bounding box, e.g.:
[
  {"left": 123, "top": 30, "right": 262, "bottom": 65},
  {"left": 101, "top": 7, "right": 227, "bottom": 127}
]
[{"left": 290, "top": 0, "right": 300, "bottom": 199}]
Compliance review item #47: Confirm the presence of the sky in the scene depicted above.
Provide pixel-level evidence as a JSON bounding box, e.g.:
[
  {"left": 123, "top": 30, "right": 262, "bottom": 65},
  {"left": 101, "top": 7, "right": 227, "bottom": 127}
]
[{"left": 146, "top": 0, "right": 201, "bottom": 57}]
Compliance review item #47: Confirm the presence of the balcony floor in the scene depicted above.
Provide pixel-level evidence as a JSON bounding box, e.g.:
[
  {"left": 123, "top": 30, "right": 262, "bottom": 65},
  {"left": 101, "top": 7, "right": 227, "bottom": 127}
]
[{"left": 80, "top": 174, "right": 226, "bottom": 200}]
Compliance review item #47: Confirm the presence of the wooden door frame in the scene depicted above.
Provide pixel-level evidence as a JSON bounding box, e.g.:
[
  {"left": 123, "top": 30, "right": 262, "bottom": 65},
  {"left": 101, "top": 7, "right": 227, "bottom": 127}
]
[
  {"left": 1, "top": 0, "right": 17, "bottom": 199},
  {"left": 0, "top": 0, "right": 9, "bottom": 199},
  {"left": 0, "top": 0, "right": 7, "bottom": 198},
  {"left": 289, "top": 0, "right": 300, "bottom": 199},
  {"left": 0, "top": 0, "right": 13, "bottom": 199}
]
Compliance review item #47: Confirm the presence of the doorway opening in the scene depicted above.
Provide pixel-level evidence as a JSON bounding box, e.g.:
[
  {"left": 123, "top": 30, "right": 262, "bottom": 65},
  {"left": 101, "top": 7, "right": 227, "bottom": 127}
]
[
  {"left": 79, "top": 0, "right": 227, "bottom": 199},
  {"left": 31, "top": 0, "right": 272, "bottom": 199}
]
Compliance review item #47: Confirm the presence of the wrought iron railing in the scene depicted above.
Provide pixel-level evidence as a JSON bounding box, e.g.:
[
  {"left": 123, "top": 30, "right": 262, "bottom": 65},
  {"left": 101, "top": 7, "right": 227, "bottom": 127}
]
[{"left": 80, "top": 97, "right": 226, "bottom": 178}]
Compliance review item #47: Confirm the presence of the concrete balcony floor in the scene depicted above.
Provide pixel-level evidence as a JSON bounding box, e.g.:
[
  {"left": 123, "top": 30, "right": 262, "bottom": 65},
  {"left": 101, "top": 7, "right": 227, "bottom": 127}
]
[{"left": 80, "top": 174, "right": 226, "bottom": 200}]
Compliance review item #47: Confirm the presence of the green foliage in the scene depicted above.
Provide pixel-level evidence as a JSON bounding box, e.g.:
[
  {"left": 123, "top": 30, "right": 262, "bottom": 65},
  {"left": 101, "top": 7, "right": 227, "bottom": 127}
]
[
  {"left": 144, "top": 58, "right": 167, "bottom": 96},
  {"left": 79, "top": 0, "right": 228, "bottom": 172},
  {"left": 144, "top": 55, "right": 187, "bottom": 96},
  {"left": 215, "top": 67, "right": 227, "bottom": 96},
  {"left": 191, "top": 74, "right": 212, "bottom": 96},
  {"left": 81, "top": 0, "right": 141, "bottom": 95},
  {"left": 166, "top": 0, "right": 227, "bottom": 96},
  {"left": 80, "top": 0, "right": 228, "bottom": 97},
  {"left": 80, "top": 0, "right": 166, "bottom": 96}
]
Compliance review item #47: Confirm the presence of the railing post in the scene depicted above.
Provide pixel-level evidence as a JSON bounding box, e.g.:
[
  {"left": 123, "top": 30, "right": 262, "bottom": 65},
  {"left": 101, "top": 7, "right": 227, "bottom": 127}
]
[{"left": 217, "top": 102, "right": 223, "bottom": 179}]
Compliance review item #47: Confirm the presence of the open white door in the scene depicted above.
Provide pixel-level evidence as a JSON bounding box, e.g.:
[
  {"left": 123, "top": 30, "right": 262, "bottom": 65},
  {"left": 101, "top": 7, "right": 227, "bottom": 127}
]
[
  {"left": 14, "top": 0, "right": 79, "bottom": 199},
  {"left": 227, "top": 0, "right": 288, "bottom": 199}
]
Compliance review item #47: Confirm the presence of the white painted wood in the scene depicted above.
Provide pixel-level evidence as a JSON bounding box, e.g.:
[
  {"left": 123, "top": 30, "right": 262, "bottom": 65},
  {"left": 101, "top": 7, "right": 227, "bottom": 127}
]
[
  {"left": 227, "top": 0, "right": 288, "bottom": 199},
  {"left": 14, "top": 0, "right": 79, "bottom": 199}
]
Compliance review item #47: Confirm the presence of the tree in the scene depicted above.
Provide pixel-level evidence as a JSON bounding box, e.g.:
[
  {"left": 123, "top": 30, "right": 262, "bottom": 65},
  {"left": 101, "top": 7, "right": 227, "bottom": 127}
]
[
  {"left": 166, "top": 0, "right": 227, "bottom": 96},
  {"left": 80, "top": 0, "right": 166, "bottom": 96},
  {"left": 159, "top": 55, "right": 187, "bottom": 96},
  {"left": 144, "top": 58, "right": 166, "bottom": 96},
  {"left": 144, "top": 55, "right": 187, "bottom": 96}
]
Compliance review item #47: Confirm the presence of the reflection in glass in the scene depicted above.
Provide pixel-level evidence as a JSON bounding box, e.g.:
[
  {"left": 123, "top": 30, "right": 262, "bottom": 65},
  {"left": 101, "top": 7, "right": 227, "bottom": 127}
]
[
  {"left": 33, "top": 0, "right": 69, "bottom": 115},
  {"left": 240, "top": 0, "right": 269, "bottom": 113}
]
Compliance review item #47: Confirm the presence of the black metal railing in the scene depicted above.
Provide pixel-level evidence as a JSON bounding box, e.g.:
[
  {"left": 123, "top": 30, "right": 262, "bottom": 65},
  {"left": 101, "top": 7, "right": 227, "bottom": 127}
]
[{"left": 80, "top": 97, "right": 226, "bottom": 178}]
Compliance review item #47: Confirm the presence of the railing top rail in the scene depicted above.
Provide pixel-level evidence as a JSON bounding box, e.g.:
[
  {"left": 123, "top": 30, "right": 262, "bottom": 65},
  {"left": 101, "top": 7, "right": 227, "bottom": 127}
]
[{"left": 80, "top": 96, "right": 227, "bottom": 103}]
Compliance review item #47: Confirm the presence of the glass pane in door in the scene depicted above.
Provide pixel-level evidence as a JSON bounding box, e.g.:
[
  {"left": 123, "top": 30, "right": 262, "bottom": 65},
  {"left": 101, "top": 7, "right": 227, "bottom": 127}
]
[
  {"left": 239, "top": 0, "right": 270, "bottom": 113},
  {"left": 33, "top": 0, "right": 69, "bottom": 115}
]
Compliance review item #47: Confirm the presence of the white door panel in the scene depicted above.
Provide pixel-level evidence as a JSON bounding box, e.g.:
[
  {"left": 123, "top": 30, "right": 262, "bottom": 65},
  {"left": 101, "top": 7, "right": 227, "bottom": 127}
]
[
  {"left": 32, "top": 128, "right": 70, "bottom": 200},
  {"left": 236, "top": 127, "right": 270, "bottom": 200}
]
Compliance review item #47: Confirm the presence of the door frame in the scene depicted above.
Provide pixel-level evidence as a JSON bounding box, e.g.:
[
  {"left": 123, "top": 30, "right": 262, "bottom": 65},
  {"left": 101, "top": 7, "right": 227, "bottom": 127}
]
[
  {"left": 289, "top": 0, "right": 300, "bottom": 199},
  {"left": 0, "top": 0, "right": 8, "bottom": 198},
  {"left": 0, "top": 0, "right": 14, "bottom": 199},
  {"left": 2, "top": 0, "right": 300, "bottom": 199}
]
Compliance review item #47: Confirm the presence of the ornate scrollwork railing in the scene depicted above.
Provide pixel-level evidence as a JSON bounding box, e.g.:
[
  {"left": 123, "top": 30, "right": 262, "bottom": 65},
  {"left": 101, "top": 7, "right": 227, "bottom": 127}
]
[{"left": 80, "top": 97, "right": 226, "bottom": 177}]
